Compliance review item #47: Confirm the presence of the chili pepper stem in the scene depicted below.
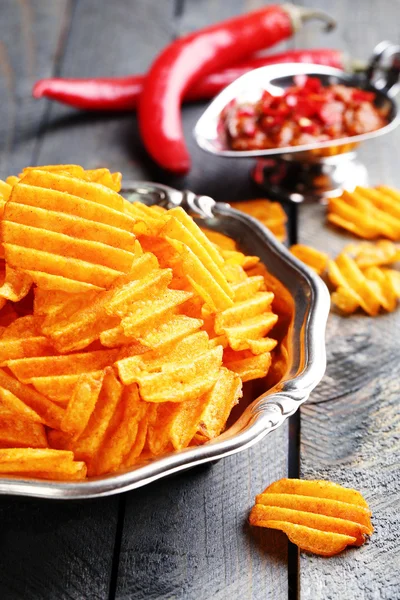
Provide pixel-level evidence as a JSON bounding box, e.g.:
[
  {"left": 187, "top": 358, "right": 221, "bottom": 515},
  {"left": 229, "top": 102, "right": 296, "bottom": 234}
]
[{"left": 283, "top": 4, "right": 337, "bottom": 32}]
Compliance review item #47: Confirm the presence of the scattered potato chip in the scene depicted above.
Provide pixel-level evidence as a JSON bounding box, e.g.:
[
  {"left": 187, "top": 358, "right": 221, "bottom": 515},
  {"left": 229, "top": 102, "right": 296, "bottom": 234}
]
[
  {"left": 290, "top": 244, "right": 329, "bottom": 275},
  {"left": 250, "top": 478, "right": 373, "bottom": 556},
  {"left": 291, "top": 241, "right": 400, "bottom": 316},
  {"left": 328, "top": 186, "right": 400, "bottom": 240},
  {"left": 229, "top": 199, "right": 287, "bottom": 242}
]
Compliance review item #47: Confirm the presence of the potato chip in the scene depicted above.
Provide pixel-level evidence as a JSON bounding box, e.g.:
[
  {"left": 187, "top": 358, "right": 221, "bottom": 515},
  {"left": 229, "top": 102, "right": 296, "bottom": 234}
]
[
  {"left": 343, "top": 241, "right": 399, "bottom": 268},
  {"left": 41, "top": 255, "right": 168, "bottom": 352},
  {"left": 328, "top": 186, "right": 400, "bottom": 240},
  {"left": 116, "top": 331, "right": 210, "bottom": 384},
  {"left": 0, "top": 448, "right": 86, "bottom": 480},
  {"left": 160, "top": 214, "right": 232, "bottom": 297},
  {"left": 64, "top": 367, "right": 123, "bottom": 473},
  {"left": 201, "top": 229, "right": 237, "bottom": 251},
  {"left": 61, "top": 371, "right": 105, "bottom": 439},
  {"left": 135, "top": 346, "right": 223, "bottom": 403},
  {"left": 363, "top": 266, "right": 397, "bottom": 312},
  {"left": 193, "top": 367, "right": 242, "bottom": 442},
  {"left": 229, "top": 199, "right": 287, "bottom": 242},
  {"left": 384, "top": 268, "right": 400, "bottom": 297},
  {"left": 250, "top": 478, "right": 373, "bottom": 556},
  {"left": 0, "top": 387, "right": 44, "bottom": 423},
  {"left": 0, "top": 368, "right": 64, "bottom": 429},
  {"left": 223, "top": 350, "right": 272, "bottom": 382},
  {"left": 166, "top": 238, "right": 233, "bottom": 311},
  {"left": 29, "top": 373, "right": 101, "bottom": 404},
  {"left": 290, "top": 244, "right": 328, "bottom": 275},
  {"left": 3, "top": 172, "right": 142, "bottom": 291},
  {"left": 94, "top": 384, "right": 147, "bottom": 475},
  {"left": 7, "top": 349, "right": 118, "bottom": 381},
  {"left": 328, "top": 254, "right": 381, "bottom": 316}
]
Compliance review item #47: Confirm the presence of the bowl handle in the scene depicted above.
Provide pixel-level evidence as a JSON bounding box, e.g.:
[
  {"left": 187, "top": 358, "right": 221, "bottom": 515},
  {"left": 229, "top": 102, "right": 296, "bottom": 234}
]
[{"left": 367, "top": 41, "right": 400, "bottom": 98}]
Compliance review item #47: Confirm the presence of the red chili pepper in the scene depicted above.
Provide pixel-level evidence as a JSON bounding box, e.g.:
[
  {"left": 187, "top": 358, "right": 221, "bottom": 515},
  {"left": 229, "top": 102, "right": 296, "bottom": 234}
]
[
  {"left": 139, "top": 4, "right": 336, "bottom": 174},
  {"left": 33, "top": 48, "right": 347, "bottom": 112}
]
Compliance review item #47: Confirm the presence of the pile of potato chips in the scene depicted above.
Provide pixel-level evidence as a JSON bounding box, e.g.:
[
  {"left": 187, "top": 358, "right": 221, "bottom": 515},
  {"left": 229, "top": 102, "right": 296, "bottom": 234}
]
[
  {"left": 0, "top": 165, "right": 286, "bottom": 480},
  {"left": 328, "top": 185, "right": 400, "bottom": 240},
  {"left": 291, "top": 241, "right": 400, "bottom": 316},
  {"left": 250, "top": 478, "right": 373, "bottom": 556}
]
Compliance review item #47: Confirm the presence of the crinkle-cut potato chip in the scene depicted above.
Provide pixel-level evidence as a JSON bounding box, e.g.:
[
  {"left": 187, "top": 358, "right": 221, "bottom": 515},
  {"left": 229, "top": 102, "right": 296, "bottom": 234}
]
[
  {"left": 61, "top": 371, "right": 105, "bottom": 439},
  {"left": 116, "top": 331, "right": 210, "bottom": 384},
  {"left": 343, "top": 241, "right": 400, "bottom": 268},
  {"left": 328, "top": 254, "right": 381, "bottom": 316},
  {"left": 0, "top": 179, "right": 12, "bottom": 201},
  {"left": 229, "top": 199, "right": 287, "bottom": 242},
  {"left": 0, "top": 448, "right": 86, "bottom": 480},
  {"left": 19, "top": 165, "right": 122, "bottom": 192},
  {"left": 29, "top": 373, "right": 101, "bottom": 405},
  {"left": 0, "top": 265, "right": 32, "bottom": 303},
  {"left": 135, "top": 345, "right": 223, "bottom": 403},
  {"left": 0, "top": 387, "right": 44, "bottom": 423},
  {"left": 166, "top": 238, "right": 233, "bottom": 311},
  {"left": 223, "top": 349, "right": 272, "bottom": 382},
  {"left": 7, "top": 349, "right": 118, "bottom": 381},
  {"left": 0, "top": 413, "right": 47, "bottom": 449},
  {"left": 3, "top": 172, "right": 142, "bottom": 292},
  {"left": 0, "top": 333, "right": 54, "bottom": 366},
  {"left": 0, "top": 368, "right": 64, "bottom": 430},
  {"left": 94, "top": 384, "right": 147, "bottom": 475},
  {"left": 328, "top": 186, "right": 400, "bottom": 240},
  {"left": 193, "top": 367, "right": 242, "bottom": 443},
  {"left": 363, "top": 266, "right": 397, "bottom": 312},
  {"left": 290, "top": 244, "right": 328, "bottom": 275},
  {"left": 289, "top": 240, "right": 399, "bottom": 316},
  {"left": 0, "top": 163, "right": 293, "bottom": 480},
  {"left": 384, "top": 268, "right": 400, "bottom": 298},
  {"left": 41, "top": 254, "right": 168, "bottom": 352},
  {"left": 201, "top": 229, "right": 237, "bottom": 251},
  {"left": 250, "top": 478, "right": 373, "bottom": 556}
]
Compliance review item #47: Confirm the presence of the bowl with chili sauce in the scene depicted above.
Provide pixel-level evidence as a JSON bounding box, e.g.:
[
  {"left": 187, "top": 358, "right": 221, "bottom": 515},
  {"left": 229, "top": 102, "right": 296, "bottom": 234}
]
[{"left": 194, "top": 56, "right": 400, "bottom": 201}]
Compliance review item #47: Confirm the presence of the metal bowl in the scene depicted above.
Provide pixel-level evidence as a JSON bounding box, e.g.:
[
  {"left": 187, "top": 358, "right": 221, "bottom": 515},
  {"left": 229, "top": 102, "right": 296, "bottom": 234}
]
[{"left": 0, "top": 184, "right": 330, "bottom": 499}]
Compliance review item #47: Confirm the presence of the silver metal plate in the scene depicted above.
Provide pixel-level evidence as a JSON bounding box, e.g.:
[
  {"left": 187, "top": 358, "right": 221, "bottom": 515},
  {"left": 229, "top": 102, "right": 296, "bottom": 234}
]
[{"left": 0, "top": 185, "right": 330, "bottom": 499}]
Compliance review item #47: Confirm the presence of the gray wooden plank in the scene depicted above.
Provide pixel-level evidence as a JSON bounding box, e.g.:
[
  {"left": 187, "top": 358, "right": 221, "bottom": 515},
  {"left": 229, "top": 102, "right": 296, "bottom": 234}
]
[
  {"left": 0, "top": 0, "right": 71, "bottom": 178},
  {"left": 296, "top": 2, "right": 400, "bottom": 596},
  {"left": 116, "top": 434, "right": 289, "bottom": 600},
  {"left": 0, "top": 3, "right": 121, "bottom": 599},
  {"left": 0, "top": 496, "right": 119, "bottom": 600}
]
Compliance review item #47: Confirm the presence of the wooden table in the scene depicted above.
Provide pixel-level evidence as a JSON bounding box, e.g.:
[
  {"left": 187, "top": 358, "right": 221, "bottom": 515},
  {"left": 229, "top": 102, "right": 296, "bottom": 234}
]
[{"left": 1, "top": 1, "right": 399, "bottom": 598}]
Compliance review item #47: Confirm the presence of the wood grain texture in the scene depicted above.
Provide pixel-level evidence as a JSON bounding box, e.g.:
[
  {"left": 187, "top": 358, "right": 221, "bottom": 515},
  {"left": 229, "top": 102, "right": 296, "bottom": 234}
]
[
  {"left": 0, "top": 495, "right": 120, "bottom": 600},
  {"left": 296, "top": 2, "right": 400, "bottom": 597},
  {"left": 0, "top": 0, "right": 71, "bottom": 178},
  {"left": 115, "top": 437, "right": 289, "bottom": 600}
]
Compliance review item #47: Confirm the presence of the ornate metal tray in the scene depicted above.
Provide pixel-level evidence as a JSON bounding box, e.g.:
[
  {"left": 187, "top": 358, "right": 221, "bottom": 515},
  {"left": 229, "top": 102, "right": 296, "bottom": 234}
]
[{"left": 0, "top": 184, "right": 330, "bottom": 499}]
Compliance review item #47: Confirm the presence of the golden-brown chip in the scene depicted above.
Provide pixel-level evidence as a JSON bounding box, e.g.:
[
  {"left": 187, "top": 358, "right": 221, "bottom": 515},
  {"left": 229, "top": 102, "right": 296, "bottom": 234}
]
[
  {"left": 290, "top": 244, "right": 329, "bottom": 275},
  {"left": 249, "top": 478, "right": 373, "bottom": 556}
]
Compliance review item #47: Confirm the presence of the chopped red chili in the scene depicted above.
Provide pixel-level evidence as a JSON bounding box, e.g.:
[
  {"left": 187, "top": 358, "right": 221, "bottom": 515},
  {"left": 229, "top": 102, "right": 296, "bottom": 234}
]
[{"left": 222, "top": 76, "right": 389, "bottom": 151}]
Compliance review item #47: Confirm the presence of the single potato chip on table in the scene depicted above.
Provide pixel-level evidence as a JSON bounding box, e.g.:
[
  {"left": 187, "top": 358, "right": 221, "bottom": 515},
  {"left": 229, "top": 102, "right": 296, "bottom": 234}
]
[{"left": 250, "top": 478, "right": 373, "bottom": 556}]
